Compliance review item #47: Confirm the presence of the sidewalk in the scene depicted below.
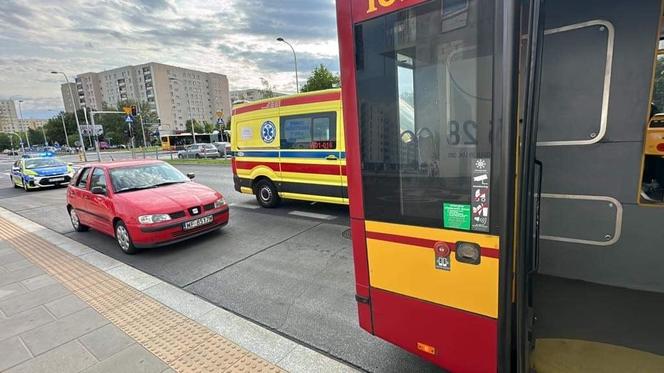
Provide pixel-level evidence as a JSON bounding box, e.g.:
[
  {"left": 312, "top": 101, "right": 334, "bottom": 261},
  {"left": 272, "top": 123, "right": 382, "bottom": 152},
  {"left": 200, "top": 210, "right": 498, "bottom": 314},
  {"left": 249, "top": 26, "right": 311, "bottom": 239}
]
[{"left": 0, "top": 207, "right": 356, "bottom": 373}]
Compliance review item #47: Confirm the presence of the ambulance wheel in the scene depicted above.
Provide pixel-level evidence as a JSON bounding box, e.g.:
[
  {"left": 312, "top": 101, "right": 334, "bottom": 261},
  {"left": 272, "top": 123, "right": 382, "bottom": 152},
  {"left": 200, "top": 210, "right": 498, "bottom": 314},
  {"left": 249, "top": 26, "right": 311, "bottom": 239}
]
[{"left": 255, "top": 179, "right": 280, "bottom": 208}]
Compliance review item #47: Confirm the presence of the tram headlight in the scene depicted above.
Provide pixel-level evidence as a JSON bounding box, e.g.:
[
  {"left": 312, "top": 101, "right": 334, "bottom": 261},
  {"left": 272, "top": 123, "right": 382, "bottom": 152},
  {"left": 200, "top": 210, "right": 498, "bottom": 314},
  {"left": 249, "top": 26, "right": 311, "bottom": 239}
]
[{"left": 455, "top": 242, "right": 481, "bottom": 265}]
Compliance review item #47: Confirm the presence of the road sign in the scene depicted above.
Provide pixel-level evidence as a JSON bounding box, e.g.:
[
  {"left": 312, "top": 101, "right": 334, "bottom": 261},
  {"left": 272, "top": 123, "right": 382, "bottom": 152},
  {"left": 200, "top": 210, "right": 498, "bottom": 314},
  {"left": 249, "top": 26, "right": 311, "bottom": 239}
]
[
  {"left": 80, "top": 124, "right": 104, "bottom": 136},
  {"left": 217, "top": 117, "right": 225, "bottom": 126},
  {"left": 125, "top": 116, "right": 133, "bottom": 123},
  {"left": 123, "top": 106, "right": 132, "bottom": 115}
]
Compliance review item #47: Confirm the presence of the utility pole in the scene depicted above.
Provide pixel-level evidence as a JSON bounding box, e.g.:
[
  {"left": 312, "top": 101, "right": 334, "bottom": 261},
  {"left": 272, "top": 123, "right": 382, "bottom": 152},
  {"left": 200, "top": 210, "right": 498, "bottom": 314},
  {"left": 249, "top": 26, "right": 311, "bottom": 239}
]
[
  {"left": 83, "top": 107, "right": 94, "bottom": 149},
  {"left": 277, "top": 37, "right": 300, "bottom": 93},
  {"left": 17, "top": 100, "right": 30, "bottom": 148},
  {"left": 52, "top": 71, "right": 86, "bottom": 161}
]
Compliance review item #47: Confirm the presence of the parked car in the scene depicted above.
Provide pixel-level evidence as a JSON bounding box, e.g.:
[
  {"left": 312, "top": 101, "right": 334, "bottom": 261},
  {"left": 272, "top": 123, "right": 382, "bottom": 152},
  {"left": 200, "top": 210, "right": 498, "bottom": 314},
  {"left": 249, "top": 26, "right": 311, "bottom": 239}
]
[
  {"left": 3, "top": 149, "right": 19, "bottom": 156},
  {"left": 99, "top": 141, "right": 110, "bottom": 150},
  {"left": 66, "top": 160, "right": 229, "bottom": 254},
  {"left": 177, "top": 143, "right": 220, "bottom": 159},
  {"left": 212, "top": 142, "right": 231, "bottom": 157},
  {"left": 57, "top": 146, "right": 76, "bottom": 154}
]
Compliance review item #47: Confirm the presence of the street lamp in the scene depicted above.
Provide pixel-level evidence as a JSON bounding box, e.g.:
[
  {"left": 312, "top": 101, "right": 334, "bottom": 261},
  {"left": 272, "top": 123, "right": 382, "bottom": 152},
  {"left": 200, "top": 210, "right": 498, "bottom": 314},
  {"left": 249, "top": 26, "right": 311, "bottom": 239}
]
[
  {"left": 16, "top": 100, "right": 30, "bottom": 148},
  {"left": 277, "top": 37, "right": 299, "bottom": 93},
  {"left": 51, "top": 71, "right": 87, "bottom": 161},
  {"left": 48, "top": 109, "right": 69, "bottom": 147},
  {"left": 169, "top": 77, "right": 196, "bottom": 144}
]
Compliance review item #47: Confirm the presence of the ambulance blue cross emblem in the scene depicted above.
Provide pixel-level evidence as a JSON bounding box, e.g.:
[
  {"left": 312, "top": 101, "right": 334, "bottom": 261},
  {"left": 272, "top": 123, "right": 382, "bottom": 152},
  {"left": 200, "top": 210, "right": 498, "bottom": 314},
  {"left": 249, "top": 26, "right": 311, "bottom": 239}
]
[{"left": 261, "top": 121, "right": 276, "bottom": 144}]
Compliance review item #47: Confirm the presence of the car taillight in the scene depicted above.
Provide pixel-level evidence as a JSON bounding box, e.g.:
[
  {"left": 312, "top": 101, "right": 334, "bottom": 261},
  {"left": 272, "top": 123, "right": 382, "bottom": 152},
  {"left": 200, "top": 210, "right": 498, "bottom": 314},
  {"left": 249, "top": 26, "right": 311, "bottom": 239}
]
[
  {"left": 231, "top": 157, "right": 237, "bottom": 174},
  {"left": 657, "top": 143, "right": 664, "bottom": 153}
]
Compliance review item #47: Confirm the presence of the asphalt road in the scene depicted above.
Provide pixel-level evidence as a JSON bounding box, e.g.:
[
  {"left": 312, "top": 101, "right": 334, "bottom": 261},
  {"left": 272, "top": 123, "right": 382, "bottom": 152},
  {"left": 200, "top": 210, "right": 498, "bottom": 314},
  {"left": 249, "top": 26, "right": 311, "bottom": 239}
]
[{"left": 0, "top": 155, "right": 440, "bottom": 373}]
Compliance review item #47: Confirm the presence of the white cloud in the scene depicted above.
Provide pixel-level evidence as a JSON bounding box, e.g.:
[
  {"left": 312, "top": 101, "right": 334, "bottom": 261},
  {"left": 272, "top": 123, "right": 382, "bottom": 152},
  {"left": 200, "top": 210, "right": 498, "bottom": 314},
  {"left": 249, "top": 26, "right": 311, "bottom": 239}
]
[{"left": 0, "top": 0, "right": 339, "bottom": 118}]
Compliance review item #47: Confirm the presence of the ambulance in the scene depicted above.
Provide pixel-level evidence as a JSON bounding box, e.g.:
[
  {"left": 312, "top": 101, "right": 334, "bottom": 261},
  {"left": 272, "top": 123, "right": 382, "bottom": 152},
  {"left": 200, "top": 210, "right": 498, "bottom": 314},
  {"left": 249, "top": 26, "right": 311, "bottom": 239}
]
[{"left": 231, "top": 89, "right": 346, "bottom": 207}]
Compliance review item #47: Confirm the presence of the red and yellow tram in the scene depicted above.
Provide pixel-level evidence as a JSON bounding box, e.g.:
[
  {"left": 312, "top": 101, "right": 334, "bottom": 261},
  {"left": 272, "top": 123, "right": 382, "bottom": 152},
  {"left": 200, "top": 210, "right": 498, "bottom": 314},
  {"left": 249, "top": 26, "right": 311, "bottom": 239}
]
[{"left": 337, "top": 0, "right": 664, "bottom": 371}]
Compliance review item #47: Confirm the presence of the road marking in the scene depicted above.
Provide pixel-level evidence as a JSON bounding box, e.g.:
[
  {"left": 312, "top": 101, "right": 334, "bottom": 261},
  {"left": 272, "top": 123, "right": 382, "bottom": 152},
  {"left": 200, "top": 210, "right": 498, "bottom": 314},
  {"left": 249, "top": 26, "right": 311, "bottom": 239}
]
[
  {"left": 232, "top": 203, "right": 260, "bottom": 210},
  {"left": 288, "top": 211, "right": 335, "bottom": 220}
]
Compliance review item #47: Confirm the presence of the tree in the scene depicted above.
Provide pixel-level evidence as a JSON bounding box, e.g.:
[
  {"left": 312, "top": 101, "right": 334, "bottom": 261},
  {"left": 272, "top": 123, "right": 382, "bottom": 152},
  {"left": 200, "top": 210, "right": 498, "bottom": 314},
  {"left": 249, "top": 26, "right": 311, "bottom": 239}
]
[
  {"left": 93, "top": 100, "right": 159, "bottom": 147},
  {"left": 301, "top": 64, "right": 340, "bottom": 93},
  {"left": 260, "top": 78, "right": 276, "bottom": 99},
  {"left": 28, "top": 128, "right": 43, "bottom": 146},
  {"left": 0, "top": 133, "right": 11, "bottom": 151},
  {"left": 43, "top": 111, "right": 79, "bottom": 147},
  {"left": 203, "top": 121, "right": 215, "bottom": 133},
  {"left": 185, "top": 119, "right": 205, "bottom": 134}
]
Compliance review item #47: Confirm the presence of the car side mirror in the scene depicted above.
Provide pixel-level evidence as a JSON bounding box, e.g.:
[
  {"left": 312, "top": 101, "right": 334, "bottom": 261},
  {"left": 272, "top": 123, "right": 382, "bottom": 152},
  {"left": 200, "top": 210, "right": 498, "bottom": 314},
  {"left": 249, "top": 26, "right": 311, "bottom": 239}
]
[
  {"left": 187, "top": 172, "right": 195, "bottom": 179},
  {"left": 91, "top": 186, "right": 106, "bottom": 195},
  {"left": 11, "top": 166, "right": 19, "bottom": 172}
]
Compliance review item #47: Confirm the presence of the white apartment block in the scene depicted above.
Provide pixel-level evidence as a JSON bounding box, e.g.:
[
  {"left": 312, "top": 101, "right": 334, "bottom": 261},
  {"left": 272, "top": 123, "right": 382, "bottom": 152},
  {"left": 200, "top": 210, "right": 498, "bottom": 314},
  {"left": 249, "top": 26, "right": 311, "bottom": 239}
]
[
  {"left": 62, "top": 62, "right": 231, "bottom": 135},
  {"left": 61, "top": 82, "right": 80, "bottom": 113},
  {"left": 230, "top": 89, "right": 286, "bottom": 104},
  {"left": 0, "top": 100, "right": 21, "bottom": 133}
]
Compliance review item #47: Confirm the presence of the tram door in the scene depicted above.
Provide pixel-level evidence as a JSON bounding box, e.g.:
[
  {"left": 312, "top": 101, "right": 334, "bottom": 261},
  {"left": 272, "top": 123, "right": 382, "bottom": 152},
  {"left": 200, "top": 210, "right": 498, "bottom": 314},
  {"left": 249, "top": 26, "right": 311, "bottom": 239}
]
[
  {"left": 338, "top": 0, "right": 516, "bottom": 371},
  {"left": 525, "top": 0, "right": 664, "bottom": 370}
]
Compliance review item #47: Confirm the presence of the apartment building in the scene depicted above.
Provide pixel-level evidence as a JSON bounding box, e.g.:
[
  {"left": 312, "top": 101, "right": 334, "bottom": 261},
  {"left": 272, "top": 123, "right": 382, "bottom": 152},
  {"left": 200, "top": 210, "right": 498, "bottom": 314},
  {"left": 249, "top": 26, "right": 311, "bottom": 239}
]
[
  {"left": 230, "top": 89, "right": 286, "bottom": 103},
  {"left": 20, "top": 119, "right": 48, "bottom": 131},
  {"left": 0, "top": 100, "right": 20, "bottom": 133},
  {"left": 60, "top": 83, "right": 80, "bottom": 113},
  {"left": 61, "top": 62, "right": 231, "bottom": 135}
]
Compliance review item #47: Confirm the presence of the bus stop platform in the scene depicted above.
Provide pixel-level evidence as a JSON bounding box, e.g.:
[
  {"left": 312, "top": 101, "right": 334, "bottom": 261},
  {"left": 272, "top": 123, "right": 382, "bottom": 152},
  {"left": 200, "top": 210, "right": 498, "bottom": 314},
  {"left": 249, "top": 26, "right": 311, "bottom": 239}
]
[{"left": 0, "top": 207, "right": 356, "bottom": 373}]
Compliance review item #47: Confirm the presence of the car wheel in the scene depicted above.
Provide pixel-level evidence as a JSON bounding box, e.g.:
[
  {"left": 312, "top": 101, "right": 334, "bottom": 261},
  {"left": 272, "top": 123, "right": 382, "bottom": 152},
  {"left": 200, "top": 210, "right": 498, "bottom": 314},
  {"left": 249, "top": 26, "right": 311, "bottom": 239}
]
[
  {"left": 22, "top": 180, "right": 30, "bottom": 192},
  {"left": 12, "top": 177, "right": 19, "bottom": 188},
  {"left": 178, "top": 154, "right": 183, "bottom": 159},
  {"left": 195, "top": 154, "right": 202, "bottom": 159},
  {"left": 255, "top": 179, "right": 280, "bottom": 208},
  {"left": 69, "top": 208, "right": 89, "bottom": 232},
  {"left": 114, "top": 221, "right": 137, "bottom": 254}
]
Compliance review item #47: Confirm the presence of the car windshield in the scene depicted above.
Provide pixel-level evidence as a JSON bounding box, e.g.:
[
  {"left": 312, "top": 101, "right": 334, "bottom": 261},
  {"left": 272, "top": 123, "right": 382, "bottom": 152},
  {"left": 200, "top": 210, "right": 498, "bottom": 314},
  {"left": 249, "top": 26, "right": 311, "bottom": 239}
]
[
  {"left": 24, "top": 158, "right": 65, "bottom": 169},
  {"left": 110, "top": 163, "right": 188, "bottom": 193}
]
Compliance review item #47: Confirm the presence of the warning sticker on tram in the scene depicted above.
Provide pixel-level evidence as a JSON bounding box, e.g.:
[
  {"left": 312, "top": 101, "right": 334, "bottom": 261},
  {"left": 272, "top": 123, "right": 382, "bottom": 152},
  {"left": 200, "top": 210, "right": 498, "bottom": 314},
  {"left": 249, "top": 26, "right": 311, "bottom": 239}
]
[
  {"left": 443, "top": 203, "right": 471, "bottom": 231},
  {"left": 471, "top": 158, "right": 491, "bottom": 232}
]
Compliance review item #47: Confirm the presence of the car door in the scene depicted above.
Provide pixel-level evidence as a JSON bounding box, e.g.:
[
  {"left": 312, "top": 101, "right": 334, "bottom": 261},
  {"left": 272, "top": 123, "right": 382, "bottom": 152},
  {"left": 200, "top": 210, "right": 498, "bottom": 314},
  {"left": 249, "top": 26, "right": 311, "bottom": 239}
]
[
  {"left": 86, "top": 168, "right": 114, "bottom": 235},
  {"left": 68, "top": 167, "right": 93, "bottom": 225},
  {"left": 10, "top": 160, "right": 22, "bottom": 186}
]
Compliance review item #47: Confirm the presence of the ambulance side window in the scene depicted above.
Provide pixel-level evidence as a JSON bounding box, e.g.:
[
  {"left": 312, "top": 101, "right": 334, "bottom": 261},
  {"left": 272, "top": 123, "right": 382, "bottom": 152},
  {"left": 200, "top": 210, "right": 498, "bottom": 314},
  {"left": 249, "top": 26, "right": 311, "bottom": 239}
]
[{"left": 280, "top": 112, "right": 337, "bottom": 150}]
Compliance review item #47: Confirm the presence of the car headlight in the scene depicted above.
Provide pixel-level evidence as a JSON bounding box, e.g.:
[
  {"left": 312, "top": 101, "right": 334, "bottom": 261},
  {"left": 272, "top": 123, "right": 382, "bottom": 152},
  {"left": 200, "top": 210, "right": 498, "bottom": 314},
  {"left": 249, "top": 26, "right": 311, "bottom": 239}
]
[
  {"left": 138, "top": 214, "right": 172, "bottom": 224},
  {"left": 213, "top": 198, "right": 226, "bottom": 208}
]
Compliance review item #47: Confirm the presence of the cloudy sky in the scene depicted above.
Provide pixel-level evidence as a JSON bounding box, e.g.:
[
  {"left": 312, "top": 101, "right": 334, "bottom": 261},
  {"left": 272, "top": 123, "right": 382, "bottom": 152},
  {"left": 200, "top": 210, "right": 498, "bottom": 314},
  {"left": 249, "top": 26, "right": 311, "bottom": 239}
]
[{"left": 0, "top": 0, "right": 339, "bottom": 119}]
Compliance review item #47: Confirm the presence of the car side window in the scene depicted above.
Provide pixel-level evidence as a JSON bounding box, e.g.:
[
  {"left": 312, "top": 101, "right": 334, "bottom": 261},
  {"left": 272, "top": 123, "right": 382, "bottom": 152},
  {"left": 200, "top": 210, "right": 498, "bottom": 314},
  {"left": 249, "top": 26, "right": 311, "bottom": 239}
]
[
  {"left": 90, "top": 168, "right": 107, "bottom": 194},
  {"left": 76, "top": 168, "right": 91, "bottom": 189}
]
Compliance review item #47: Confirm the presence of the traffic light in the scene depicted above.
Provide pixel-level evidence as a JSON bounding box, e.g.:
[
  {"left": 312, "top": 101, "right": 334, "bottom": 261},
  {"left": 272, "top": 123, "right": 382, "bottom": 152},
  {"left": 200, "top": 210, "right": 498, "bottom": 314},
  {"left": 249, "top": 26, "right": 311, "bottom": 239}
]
[{"left": 131, "top": 105, "right": 138, "bottom": 116}]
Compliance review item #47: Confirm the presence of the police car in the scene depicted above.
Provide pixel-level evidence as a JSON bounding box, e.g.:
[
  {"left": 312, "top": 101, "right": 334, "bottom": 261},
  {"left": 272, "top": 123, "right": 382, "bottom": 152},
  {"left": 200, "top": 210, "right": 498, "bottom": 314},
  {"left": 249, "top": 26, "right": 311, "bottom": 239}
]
[{"left": 10, "top": 152, "right": 75, "bottom": 191}]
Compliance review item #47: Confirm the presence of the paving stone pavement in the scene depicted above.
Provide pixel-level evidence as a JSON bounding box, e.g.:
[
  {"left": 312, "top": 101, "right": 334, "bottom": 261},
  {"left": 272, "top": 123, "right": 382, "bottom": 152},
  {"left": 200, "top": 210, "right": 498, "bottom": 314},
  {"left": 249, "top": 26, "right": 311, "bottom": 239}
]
[{"left": 0, "top": 207, "right": 357, "bottom": 373}]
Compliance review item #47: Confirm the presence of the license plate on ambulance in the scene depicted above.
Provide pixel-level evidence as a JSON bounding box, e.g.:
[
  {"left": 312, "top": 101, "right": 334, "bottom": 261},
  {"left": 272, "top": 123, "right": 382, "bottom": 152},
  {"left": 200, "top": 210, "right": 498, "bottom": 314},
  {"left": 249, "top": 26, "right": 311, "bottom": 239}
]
[{"left": 182, "top": 215, "right": 213, "bottom": 230}]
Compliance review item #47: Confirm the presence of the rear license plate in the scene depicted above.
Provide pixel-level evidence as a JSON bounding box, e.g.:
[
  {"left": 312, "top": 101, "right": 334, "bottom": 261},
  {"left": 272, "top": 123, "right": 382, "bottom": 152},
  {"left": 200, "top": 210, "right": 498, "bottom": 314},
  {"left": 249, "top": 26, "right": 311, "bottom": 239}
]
[
  {"left": 50, "top": 177, "right": 65, "bottom": 182},
  {"left": 182, "top": 215, "right": 214, "bottom": 230}
]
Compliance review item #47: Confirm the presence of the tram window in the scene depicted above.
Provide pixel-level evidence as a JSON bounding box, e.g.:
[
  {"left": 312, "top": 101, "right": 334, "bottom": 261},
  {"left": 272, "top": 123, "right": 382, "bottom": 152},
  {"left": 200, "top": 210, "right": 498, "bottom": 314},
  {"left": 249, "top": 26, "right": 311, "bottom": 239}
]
[
  {"left": 280, "top": 112, "right": 337, "bottom": 150},
  {"left": 640, "top": 41, "right": 664, "bottom": 205},
  {"left": 355, "top": 0, "right": 494, "bottom": 229}
]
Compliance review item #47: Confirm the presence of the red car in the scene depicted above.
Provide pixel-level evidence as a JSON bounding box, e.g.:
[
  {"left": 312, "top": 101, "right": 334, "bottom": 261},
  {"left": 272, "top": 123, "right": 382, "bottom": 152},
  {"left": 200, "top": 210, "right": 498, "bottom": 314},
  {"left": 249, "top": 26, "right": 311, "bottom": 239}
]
[{"left": 66, "top": 160, "right": 229, "bottom": 254}]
